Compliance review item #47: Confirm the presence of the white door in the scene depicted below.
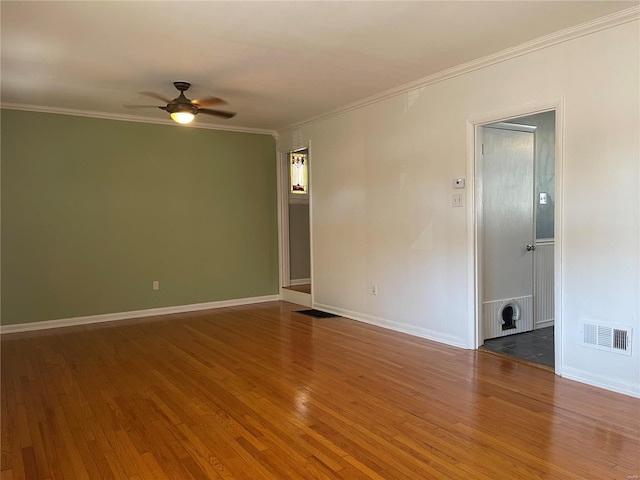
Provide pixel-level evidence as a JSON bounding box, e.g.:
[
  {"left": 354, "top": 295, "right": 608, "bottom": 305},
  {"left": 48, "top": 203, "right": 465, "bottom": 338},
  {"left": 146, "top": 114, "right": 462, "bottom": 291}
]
[{"left": 481, "top": 124, "right": 535, "bottom": 339}]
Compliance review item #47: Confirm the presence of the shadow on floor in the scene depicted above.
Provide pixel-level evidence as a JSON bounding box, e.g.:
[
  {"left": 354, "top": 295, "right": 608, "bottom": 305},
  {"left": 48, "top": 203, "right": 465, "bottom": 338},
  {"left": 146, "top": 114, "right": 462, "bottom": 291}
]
[{"left": 481, "top": 327, "right": 554, "bottom": 368}]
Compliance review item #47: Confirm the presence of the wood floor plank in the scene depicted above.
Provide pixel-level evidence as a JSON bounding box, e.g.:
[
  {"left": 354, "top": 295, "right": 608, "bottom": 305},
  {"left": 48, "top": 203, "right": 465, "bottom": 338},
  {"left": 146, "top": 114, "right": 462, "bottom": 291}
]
[
  {"left": 2, "top": 301, "right": 639, "bottom": 479},
  {"left": 0, "top": 470, "right": 14, "bottom": 480}
]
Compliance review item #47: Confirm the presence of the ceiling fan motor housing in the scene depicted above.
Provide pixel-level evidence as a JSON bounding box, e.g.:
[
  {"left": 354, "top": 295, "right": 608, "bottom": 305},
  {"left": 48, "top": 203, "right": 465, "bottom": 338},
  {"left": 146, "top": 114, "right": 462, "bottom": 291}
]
[
  {"left": 165, "top": 82, "right": 198, "bottom": 115},
  {"left": 166, "top": 101, "right": 198, "bottom": 115}
]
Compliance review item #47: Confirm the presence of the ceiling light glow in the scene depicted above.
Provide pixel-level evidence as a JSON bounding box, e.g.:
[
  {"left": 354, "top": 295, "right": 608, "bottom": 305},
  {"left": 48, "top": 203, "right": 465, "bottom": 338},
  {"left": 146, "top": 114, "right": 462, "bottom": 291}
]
[{"left": 170, "top": 111, "right": 195, "bottom": 124}]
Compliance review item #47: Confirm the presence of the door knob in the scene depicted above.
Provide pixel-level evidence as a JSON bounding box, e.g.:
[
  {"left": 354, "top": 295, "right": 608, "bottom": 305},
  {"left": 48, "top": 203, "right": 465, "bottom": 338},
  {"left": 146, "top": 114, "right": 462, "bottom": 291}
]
[{"left": 526, "top": 244, "right": 536, "bottom": 251}]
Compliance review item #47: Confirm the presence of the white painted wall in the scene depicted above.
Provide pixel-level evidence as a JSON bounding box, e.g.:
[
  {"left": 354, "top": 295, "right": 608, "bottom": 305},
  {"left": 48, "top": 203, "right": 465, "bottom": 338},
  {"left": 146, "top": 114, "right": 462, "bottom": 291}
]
[{"left": 277, "top": 20, "right": 639, "bottom": 396}]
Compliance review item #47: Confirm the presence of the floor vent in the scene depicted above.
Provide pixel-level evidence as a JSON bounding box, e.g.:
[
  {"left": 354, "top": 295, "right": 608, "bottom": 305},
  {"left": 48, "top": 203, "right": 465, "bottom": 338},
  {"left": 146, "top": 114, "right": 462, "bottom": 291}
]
[{"left": 583, "top": 323, "right": 632, "bottom": 355}]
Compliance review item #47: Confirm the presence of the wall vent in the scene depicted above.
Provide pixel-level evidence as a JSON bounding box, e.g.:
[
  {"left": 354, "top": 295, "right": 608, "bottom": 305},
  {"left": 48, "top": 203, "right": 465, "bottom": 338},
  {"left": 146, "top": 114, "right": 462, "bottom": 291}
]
[{"left": 583, "top": 323, "right": 632, "bottom": 356}]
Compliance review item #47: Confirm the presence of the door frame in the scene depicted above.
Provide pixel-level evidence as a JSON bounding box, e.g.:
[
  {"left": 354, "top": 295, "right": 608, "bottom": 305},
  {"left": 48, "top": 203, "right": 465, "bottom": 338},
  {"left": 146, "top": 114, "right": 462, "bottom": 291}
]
[
  {"left": 466, "top": 100, "right": 564, "bottom": 375},
  {"left": 276, "top": 144, "right": 313, "bottom": 306}
]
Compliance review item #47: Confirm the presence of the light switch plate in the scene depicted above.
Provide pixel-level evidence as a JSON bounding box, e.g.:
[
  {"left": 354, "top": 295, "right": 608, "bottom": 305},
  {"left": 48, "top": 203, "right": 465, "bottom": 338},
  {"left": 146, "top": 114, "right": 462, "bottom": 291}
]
[{"left": 453, "top": 178, "right": 465, "bottom": 189}]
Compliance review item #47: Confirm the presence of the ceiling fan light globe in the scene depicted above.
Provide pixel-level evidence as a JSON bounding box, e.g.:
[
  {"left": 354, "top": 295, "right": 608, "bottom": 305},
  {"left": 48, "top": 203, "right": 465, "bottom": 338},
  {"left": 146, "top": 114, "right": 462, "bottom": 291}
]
[{"left": 170, "top": 111, "right": 195, "bottom": 124}]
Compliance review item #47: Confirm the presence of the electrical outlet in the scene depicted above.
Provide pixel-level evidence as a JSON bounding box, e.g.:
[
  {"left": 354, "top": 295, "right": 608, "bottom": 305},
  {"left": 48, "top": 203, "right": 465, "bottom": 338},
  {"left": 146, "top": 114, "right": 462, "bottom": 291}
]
[
  {"left": 452, "top": 193, "right": 463, "bottom": 207},
  {"left": 152, "top": 280, "right": 160, "bottom": 291},
  {"left": 539, "top": 192, "right": 548, "bottom": 205},
  {"left": 371, "top": 284, "right": 378, "bottom": 296}
]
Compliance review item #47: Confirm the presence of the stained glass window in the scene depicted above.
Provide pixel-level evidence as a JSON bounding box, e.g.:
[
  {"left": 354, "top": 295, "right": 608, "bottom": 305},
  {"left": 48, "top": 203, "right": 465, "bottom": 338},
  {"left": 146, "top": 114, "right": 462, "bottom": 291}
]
[{"left": 289, "top": 150, "right": 308, "bottom": 195}]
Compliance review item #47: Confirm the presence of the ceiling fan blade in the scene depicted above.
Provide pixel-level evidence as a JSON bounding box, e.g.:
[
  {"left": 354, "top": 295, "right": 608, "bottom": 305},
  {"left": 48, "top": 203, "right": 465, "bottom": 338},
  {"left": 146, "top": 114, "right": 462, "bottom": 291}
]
[
  {"left": 193, "top": 96, "right": 227, "bottom": 107},
  {"left": 199, "top": 108, "right": 236, "bottom": 119},
  {"left": 123, "top": 104, "right": 162, "bottom": 109},
  {"left": 138, "top": 91, "right": 172, "bottom": 103}
]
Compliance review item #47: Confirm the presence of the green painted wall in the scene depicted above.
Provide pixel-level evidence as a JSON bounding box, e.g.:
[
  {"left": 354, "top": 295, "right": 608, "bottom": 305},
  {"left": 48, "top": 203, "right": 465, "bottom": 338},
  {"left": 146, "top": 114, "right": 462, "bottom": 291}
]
[{"left": 1, "top": 109, "right": 278, "bottom": 325}]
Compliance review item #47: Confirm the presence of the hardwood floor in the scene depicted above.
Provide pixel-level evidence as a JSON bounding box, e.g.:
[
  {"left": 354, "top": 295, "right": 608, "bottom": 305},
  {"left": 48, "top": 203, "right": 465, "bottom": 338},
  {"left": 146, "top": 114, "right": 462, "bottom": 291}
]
[{"left": 1, "top": 301, "right": 638, "bottom": 479}]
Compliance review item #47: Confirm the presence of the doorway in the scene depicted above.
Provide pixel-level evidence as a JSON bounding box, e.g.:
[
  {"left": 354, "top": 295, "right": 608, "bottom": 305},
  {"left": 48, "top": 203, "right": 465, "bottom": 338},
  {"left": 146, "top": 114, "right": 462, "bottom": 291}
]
[
  {"left": 279, "top": 148, "right": 312, "bottom": 307},
  {"left": 474, "top": 110, "right": 557, "bottom": 369}
]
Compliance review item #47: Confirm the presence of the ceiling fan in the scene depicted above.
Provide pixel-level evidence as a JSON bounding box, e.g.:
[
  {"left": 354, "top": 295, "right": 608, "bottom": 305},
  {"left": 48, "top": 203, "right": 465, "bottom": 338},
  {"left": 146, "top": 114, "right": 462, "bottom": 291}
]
[{"left": 125, "top": 81, "right": 236, "bottom": 124}]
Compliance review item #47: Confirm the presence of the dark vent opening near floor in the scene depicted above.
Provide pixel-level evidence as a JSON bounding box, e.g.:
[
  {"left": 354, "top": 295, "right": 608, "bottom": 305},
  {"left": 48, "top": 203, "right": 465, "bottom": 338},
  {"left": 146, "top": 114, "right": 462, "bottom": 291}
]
[{"left": 295, "top": 309, "right": 339, "bottom": 319}]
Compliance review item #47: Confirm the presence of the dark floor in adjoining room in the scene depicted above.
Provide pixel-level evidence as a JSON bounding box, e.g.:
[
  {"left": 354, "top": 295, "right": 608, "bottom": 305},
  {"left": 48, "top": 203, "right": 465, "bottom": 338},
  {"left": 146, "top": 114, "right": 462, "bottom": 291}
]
[{"left": 482, "top": 326, "right": 554, "bottom": 368}]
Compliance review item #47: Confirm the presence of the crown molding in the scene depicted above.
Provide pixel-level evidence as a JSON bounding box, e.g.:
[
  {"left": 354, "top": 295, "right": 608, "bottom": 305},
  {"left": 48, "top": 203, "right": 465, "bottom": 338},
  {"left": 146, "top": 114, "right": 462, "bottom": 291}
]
[
  {"left": 0, "top": 103, "right": 276, "bottom": 136},
  {"left": 284, "top": 6, "right": 640, "bottom": 131}
]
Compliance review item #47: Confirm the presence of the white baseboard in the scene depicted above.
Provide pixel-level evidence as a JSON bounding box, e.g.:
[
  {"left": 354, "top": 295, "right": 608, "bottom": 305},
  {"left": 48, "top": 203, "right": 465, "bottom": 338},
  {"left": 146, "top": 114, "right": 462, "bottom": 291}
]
[
  {"left": 0, "top": 294, "right": 280, "bottom": 335},
  {"left": 289, "top": 278, "right": 311, "bottom": 286},
  {"left": 312, "top": 302, "right": 467, "bottom": 349},
  {"left": 536, "top": 318, "right": 555, "bottom": 329},
  {"left": 561, "top": 366, "right": 640, "bottom": 398},
  {"left": 281, "top": 288, "right": 311, "bottom": 307}
]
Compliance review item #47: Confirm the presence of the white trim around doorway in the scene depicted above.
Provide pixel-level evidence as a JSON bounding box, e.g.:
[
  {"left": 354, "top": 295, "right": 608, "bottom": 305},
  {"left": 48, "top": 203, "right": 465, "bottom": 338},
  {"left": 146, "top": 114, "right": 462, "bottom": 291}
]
[
  {"left": 466, "top": 99, "right": 564, "bottom": 376},
  {"left": 276, "top": 150, "right": 290, "bottom": 292},
  {"left": 277, "top": 144, "right": 313, "bottom": 307}
]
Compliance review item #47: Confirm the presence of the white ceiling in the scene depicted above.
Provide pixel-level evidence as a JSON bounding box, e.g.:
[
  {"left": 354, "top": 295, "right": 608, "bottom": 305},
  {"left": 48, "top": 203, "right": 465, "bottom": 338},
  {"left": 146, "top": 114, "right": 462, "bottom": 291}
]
[{"left": 1, "top": 1, "right": 637, "bottom": 132}]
